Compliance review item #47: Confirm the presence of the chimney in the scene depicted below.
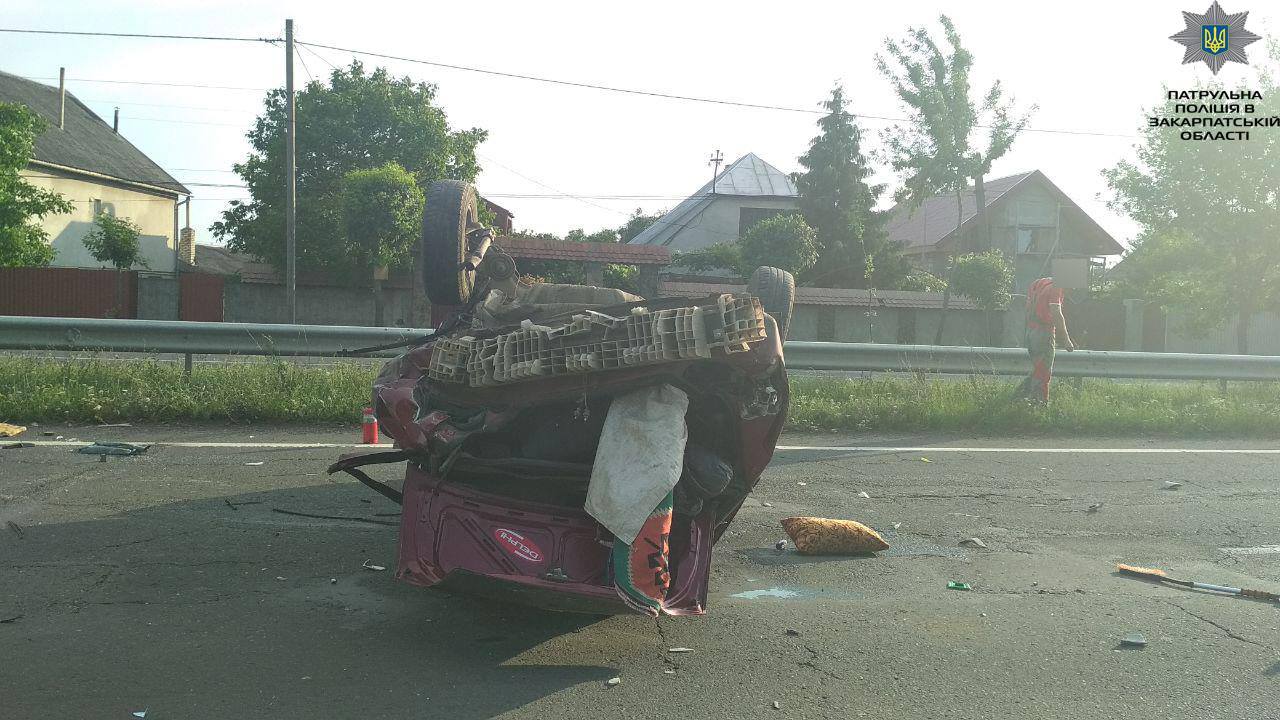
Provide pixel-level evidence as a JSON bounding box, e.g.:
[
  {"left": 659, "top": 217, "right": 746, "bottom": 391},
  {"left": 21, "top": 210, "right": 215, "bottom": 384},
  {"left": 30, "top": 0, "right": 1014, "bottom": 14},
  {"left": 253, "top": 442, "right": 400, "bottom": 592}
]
[
  {"left": 179, "top": 227, "right": 196, "bottom": 265},
  {"left": 113, "top": 107, "right": 119, "bottom": 133},
  {"left": 58, "top": 67, "right": 66, "bottom": 129}
]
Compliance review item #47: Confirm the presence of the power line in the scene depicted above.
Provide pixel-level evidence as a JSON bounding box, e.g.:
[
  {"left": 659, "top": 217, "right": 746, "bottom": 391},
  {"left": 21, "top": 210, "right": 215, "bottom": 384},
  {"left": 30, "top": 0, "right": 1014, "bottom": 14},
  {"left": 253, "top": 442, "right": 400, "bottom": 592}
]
[
  {"left": 118, "top": 115, "right": 246, "bottom": 128},
  {"left": 0, "top": 27, "right": 279, "bottom": 42},
  {"left": 298, "top": 39, "right": 1135, "bottom": 139},
  {"left": 299, "top": 42, "right": 339, "bottom": 72},
  {"left": 294, "top": 46, "right": 315, "bottom": 85},
  {"left": 22, "top": 75, "right": 269, "bottom": 92}
]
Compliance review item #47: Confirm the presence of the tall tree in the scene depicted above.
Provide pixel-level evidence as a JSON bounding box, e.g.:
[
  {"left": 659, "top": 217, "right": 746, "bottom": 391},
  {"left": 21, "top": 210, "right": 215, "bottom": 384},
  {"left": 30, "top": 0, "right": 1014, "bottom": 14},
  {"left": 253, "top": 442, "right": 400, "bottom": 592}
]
[
  {"left": 0, "top": 102, "right": 72, "bottom": 267},
  {"left": 618, "top": 208, "right": 662, "bottom": 243},
  {"left": 877, "top": 15, "right": 1032, "bottom": 342},
  {"left": 213, "top": 61, "right": 485, "bottom": 274},
  {"left": 669, "top": 214, "right": 818, "bottom": 278},
  {"left": 1104, "top": 55, "right": 1280, "bottom": 353},
  {"left": 343, "top": 162, "right": 425, "bottom": 325},
  {"left": 794, "top": 86, "right": 908, "bottom": 289}
]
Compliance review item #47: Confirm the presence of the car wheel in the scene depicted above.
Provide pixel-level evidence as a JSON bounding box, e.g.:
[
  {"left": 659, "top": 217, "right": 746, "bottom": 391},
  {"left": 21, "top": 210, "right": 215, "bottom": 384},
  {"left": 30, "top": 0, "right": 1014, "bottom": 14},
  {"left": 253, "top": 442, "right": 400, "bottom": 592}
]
[
  {"left": 747, "top": 266, "right": 795, "bottom": 341},
  {"left": 422, "top": 180, "right": 479, "bottom": 306}
]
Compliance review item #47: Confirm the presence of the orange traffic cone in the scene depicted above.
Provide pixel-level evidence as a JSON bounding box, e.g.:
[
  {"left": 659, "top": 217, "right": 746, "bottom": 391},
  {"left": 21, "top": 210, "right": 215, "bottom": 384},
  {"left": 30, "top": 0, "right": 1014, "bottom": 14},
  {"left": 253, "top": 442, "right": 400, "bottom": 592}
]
[{"left": 361, "top": 407, "right": 379, "bottom": 444}]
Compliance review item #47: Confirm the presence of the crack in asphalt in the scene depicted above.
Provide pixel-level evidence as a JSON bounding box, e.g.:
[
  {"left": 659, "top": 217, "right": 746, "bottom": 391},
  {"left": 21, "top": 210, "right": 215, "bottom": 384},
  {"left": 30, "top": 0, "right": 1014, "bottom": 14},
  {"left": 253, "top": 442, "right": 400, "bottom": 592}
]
[{"left": 1164, "top": 600, "right": 1267, "bottom": 648}]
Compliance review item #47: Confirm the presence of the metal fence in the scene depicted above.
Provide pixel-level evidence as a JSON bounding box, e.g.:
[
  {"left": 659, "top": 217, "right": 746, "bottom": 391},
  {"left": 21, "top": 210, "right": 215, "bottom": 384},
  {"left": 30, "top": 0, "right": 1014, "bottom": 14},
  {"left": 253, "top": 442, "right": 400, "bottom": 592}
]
[{"left": 3, "top": 315, "right": 1280, "bottom": 381}]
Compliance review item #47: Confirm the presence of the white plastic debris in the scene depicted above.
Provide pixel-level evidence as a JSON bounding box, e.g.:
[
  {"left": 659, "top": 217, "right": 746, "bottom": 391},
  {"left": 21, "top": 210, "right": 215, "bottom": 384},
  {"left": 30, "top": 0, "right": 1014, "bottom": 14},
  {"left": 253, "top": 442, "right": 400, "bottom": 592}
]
[
  {"left": 361, "top": 560, "right": 386, "bottom": 571},
  {"left": 244, "top": 461, "right": 264, "bottom": 466},
  {"left": 960, "top": 537, "right": 988, "bottom": 549},
  {"left": 667, "top": 647, "right": 693, "bottom": 653},
  {"left": 773, "top": 701, "right": 781, "bottom": 710},
  {"left": 797, "top": 482, "right": 807, "bottom": 487},
  {"left": 606, "top": 677, "right": 622, "bottom": 687},
  {"left": 892, "top": 523, "right": 902, "bottom": 530},
  {"left": 1163, "top": 481, "right": 1183, "bottom": 490},
  {"left": 132, "top": 711, "right": 147, "bottom": 719},
  {"left": 856, "top": 491, "right": 870, "bottom": 499},
  {"left": 762, "top": 502, "right": 774, "bottom": 507},
  {"left": 774, "top": 539, "right": 788, "bottom": 552}
]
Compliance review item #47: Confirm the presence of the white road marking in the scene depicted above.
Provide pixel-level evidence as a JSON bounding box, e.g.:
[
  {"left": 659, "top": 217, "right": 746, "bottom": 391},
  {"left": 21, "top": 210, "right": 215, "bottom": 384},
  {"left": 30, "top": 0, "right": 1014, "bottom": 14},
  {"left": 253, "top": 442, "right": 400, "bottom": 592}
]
[
  {"left": 9, "top": 440, "right": 1279, "bottom": 454},
  {"left": 1220, "top": 545, "right": 1280, "bottom": 556},
  {"left": 777, "top": 446, "right": 1280, "bottom": 454}
]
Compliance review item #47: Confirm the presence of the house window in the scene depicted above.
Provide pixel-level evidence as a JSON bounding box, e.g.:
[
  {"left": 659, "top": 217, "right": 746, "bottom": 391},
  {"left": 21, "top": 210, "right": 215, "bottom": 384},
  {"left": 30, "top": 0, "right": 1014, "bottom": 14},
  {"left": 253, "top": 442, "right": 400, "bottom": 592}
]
[
  {"left": 1016, "top": 227, "right": 1056, "bottom": 254},
  {"left": 91, "top": 199, "right": 116, "bottom": 218},
  {"left": 738, "top": 207, "right": 793, "bottom": 237}
]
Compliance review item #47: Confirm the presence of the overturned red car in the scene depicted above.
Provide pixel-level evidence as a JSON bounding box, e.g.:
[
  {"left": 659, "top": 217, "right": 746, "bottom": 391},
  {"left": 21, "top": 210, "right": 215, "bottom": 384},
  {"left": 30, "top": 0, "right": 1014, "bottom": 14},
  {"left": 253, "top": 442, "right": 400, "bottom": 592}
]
[{"left": 332, "top": 181, "right": 791, "bottom": 615}]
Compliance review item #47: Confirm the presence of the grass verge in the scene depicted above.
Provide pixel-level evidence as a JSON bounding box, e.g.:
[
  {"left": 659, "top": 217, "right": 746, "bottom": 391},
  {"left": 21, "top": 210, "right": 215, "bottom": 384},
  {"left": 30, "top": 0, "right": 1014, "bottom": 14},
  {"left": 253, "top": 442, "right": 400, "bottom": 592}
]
[{"left": 3, "top": 357, "right": 1279, "bottom": 436}]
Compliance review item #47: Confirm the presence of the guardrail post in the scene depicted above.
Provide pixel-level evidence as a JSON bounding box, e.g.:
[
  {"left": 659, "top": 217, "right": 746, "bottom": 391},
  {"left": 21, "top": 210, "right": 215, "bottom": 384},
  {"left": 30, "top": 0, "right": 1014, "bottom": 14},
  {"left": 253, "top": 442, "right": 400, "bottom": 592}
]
[{"left": 184, "top": 352, "right": 193, "bottom": 377}]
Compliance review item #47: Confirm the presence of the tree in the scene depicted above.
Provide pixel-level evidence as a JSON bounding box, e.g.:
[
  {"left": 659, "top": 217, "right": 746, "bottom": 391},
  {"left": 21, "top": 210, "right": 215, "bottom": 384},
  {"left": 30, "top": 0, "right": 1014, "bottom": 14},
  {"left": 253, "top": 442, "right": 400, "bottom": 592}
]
[
  {"left": 1104, "top": 54, "right": 1280, "bottom": 353},
  {"left": 83, "top": 212, "right": 144, "bottom": 270},
  {"left": 82, "top": 212, "right": 144, "bottom": 317},
  {"left": 877, "top": 15, "right": 1033, "bottom": 342},
  {"left": 673, "top": 214, "right": 818, "bottom": 278},
  {"left": 343, "top": 162, "right": 425, "bottom": 325},
  {"left": 950, "top": 250, "right": 1013, "bottom": 344},
  {"left": 212, "top": 61, "right": 485, "bottom": 274},
  {"left": 0, "top": 102, "right": 72, "bottom": 267},
  {"left": 618, "top": 208, "right": 662, "bottom": 243},
  {"left": 794, "top": 85, "right": 909, "bottom": 289}
]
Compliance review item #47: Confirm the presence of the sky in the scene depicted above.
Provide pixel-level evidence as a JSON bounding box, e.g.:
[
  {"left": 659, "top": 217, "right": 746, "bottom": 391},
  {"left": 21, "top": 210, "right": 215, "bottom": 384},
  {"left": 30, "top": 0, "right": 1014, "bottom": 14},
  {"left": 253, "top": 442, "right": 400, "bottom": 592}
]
[{"left": 3, "top": 0, "right": 1276, "bottom": 253}]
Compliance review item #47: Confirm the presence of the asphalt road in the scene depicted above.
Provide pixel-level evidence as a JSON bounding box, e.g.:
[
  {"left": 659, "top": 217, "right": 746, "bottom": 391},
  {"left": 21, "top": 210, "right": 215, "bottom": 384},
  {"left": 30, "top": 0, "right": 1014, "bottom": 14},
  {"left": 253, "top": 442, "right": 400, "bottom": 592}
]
[{"left": 3, "top": 425, "right": 1280, "bottom": 719}]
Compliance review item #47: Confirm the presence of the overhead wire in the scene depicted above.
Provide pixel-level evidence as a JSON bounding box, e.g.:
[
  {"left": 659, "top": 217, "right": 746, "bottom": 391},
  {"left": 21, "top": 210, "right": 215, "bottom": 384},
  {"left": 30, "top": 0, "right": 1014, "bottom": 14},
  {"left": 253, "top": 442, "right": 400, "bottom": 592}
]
[{"left": 0, "top": 28, "right": 281, "bottom": 42}]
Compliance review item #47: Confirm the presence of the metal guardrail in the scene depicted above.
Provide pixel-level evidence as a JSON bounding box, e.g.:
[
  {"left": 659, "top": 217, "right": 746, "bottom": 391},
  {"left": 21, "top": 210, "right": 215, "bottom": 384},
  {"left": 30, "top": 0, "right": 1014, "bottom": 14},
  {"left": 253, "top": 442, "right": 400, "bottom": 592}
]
[
  {"left": 783, "top": 342, "right": 1280, "bottom": 381},
  {"left": 3, "top": 316, "right": 1280, "bottom": 380},
  {"left": 0, "top": 316, "right": 433, "bottom": 358}
]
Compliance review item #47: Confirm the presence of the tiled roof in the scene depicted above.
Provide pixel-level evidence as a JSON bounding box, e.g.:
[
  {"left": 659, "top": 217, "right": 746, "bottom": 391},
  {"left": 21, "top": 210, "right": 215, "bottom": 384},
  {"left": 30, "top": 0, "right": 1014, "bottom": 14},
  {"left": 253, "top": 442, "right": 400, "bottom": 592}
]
[
  {"left": 498, "top": 236, "right": 670, "bottom": 265},
  {"left": 659, "top": 281, "right": 978, "bottom": 310},
  {"left": 0, "top": 71, "right": 188, "bottom": 195}
]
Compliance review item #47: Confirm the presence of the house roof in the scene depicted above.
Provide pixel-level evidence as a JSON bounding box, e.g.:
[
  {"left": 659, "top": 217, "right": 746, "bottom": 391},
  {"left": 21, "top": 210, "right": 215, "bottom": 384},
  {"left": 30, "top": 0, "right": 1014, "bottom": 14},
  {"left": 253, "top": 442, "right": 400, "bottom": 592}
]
[
  {"left": 0, "top": 71, "right": 188, "bottom": 196},
  {"left": 660, "top": 281, "right": 978, "bottom": 310},
  {"left": 884, "top": 170, "right": 1123, "bottom": 256},
  {"left": 499, "top": 236, "right": 670, "bottom": 265},
  {"left": 628, "top": 153, "right": 797, "bottom": 247}
]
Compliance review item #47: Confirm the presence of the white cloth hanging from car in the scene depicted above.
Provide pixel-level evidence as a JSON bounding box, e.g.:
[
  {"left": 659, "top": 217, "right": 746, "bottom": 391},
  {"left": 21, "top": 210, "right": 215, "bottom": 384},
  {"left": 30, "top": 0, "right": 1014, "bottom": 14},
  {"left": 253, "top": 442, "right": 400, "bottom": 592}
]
[{"left": 585, "top": 383, "right": 689, "bottom": 544}]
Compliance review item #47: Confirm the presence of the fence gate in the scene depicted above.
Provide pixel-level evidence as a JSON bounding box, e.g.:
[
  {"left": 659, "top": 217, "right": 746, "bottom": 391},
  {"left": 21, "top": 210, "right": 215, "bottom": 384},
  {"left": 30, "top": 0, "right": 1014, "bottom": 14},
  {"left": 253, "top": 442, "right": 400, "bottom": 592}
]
[{"left": 179, "top": 272, "right": 225, "bottom": 322}]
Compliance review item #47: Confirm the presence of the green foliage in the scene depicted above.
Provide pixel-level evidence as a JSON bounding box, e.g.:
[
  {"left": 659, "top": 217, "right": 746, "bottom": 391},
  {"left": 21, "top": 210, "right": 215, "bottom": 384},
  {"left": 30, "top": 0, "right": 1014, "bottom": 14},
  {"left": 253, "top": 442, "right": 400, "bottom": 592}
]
[
  {"left": 342, "top": 162, "right": 425, "bottom": 269},
  {"left": 897, "top": 269, "right": 948, "bottom": 293},
  {"left": 794, "top": 86, "right": 909, "bottom": 289},
  {"left": 6, "top": 356, "right": 1280, "bottom": 437},
  {"left": 950, "top": 250, "right": 1013, "bottom": 311},
  {"left": 670, "top": 242, "right": 744, "bottom": 275},
  {"left": 877, "top": 15, "right": 1034, "bottom": 212},
  {"left": 213, "top": 61, "right": 486, "bottom": 274},
  {"left": 0, "top": 102, "right": 72, "bottom": 267},
  {"left": 82, "top": 212, "right": 145, "bottom": 269},
  {"left": 618, "top": 208, "right": 662, "bottom": 243},
  {"left": 1104, "top": 51, "right": 1280, "bottom": 352},
  {"left": 739, "top": 213, "right": 818, "bottom": 276}
]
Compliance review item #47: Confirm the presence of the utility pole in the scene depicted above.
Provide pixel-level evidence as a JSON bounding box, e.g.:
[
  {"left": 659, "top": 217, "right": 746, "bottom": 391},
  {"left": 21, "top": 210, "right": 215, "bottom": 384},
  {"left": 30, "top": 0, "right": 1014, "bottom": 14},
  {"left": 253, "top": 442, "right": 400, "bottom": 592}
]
[
  {"left": 284, "top": 18, "right": 298, "bottom": 324},
  {"left": 708, "top": 149, "right": 724, "bottom": 195}
]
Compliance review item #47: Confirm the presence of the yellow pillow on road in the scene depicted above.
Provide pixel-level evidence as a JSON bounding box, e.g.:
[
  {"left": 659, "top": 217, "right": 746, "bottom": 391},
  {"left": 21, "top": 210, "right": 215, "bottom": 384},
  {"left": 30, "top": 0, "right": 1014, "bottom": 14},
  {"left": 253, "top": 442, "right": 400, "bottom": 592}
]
[{"left": 781, "top": 516, "right": 889, "bottom": 555}]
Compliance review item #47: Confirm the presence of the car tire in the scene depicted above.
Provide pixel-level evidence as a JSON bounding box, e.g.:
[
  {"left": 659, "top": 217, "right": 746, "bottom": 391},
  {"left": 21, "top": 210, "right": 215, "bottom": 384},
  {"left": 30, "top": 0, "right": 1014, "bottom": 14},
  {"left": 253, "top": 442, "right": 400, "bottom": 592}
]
[
  {"left": 748, "top": 266, "right": 795, "bottom": 341},
  {"left": 422, "top": 180, "right": 479, "bottom": 306}
]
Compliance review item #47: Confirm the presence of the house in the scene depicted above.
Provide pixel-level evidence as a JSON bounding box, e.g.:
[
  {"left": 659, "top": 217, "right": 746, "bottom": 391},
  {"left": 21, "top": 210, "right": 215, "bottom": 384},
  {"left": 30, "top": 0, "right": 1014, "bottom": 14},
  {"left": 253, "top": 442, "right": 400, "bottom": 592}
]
[
  {"left": 627, "top": 153, "right": 798, "bottom": 254},
  {"left": 0, "top": 71, "right": 190, "bottom": 271},
  {"left": 885, "top": 170, "right": 1123, "bottom": 291}
]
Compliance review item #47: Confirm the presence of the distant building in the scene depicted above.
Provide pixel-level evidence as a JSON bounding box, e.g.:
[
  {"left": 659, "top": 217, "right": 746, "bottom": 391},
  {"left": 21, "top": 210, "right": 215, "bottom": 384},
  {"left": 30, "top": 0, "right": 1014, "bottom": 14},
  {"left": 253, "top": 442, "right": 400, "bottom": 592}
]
[
  {"left": 627, "top": 153, "right": 798, "bottom": 256},
  {"left": 0, "top": 71, "right": 190, "bottom": 271},
  {"left": 885, "top": 170, "right": 1123, "bottom": 291}
]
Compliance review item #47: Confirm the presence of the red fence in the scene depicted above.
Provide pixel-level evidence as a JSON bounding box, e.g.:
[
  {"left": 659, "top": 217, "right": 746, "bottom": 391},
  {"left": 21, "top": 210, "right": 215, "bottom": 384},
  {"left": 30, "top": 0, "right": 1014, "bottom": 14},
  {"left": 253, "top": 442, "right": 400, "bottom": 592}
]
[
  {"left": 179, "top": 272, "right": 225, "bottom": 322},
  {"left": 0, "top": 267, "right": 137, "bottom": 319}
]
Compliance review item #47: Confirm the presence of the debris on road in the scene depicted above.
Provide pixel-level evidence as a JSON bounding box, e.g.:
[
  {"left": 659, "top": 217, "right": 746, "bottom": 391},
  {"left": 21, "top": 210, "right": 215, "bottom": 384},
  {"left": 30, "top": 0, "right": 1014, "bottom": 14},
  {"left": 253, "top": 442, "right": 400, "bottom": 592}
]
[
  {"left": 762, "top": 502, "right": 773, "bottom": 507},
  {"left": 0, "top": 423, "right": 26, "bottom": 437},
  {"left": 131, "top": 710, "right": 147, "bottom": 719},
  {"left": 920, "top": 457, "right": 931, "bottom": 463},
  {"left": 960, "top": 537, "right": 988, "bottom": 549},
  {"left": 606, "top": 677, "right": 622, "bottom": 687},
  {"left": 1116, "top": 563, "right": 1280, "bottom": 601},
  {"left": 774, "top": 539, "right": 788, "bottom": 552},
  {"left": 270, "top": 507, "right": 398, "bottom": 527},
  {"left": 1120, "top": 633, "right": 1148, "bottom": 648},
  {"left": 1163, "top": 481, "right": 1183, "bottom": 490},
  {"left": 781, "top": 516, "right": 889, "bottom": 555},
  {"left": 785, "top": 628, "right": 800, "bottom": 636},
  {"left": 244, "top": 461, "right": 265, "bottom": 466},
  {"left": 1087, "top": 503, "right": 1104, "bottom": 513},
  {"left": 6, "top": 521, "right": 24, "bottom": 539},
  {"left": 797, "top": 482, "right": 807, "bottom": 486},
  {"left": 74, "top": 442, "right": 149, "bottom": 457},
  {"left": 362, "top": 560, "right": 387, "bottom": 571},
  {"left": 856, "top": 491, "right": 871, "bottom": 499},
  {"left": 0, "top": 614, "right": 22, "bottom": 624},
  {"left": 1, "top": 442, "right": 34, "bottom": 449},
  {"left": 668, "top": 647, "right": 693, "bottom": 654},
  {"left": 947, "top": 582, "right": 973, "bottom": 591},
  {"left": 773, "top": 701, "right": 782, "bottom": 709},
  {"left": 97, "top": 422, "right": 132, "bottom": 427}
]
